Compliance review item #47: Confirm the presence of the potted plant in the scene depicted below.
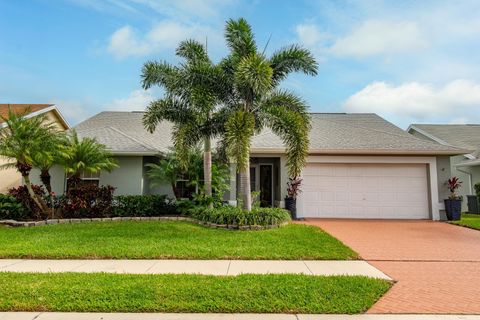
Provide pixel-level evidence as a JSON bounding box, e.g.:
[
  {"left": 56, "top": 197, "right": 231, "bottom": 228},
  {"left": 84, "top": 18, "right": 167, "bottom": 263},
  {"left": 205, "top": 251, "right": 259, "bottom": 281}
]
[
  {"left": 285, "top": 177, "right": 302, "bottom": 220},
  {"left": 444, "top": 177, "right": 462, "bottom": 221}
]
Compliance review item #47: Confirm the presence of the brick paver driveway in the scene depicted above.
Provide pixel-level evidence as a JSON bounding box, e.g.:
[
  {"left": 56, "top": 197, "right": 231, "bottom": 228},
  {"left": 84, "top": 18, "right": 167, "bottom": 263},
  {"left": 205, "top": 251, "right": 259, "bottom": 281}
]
[{"left": 303, "top": 219, "right": 480, "bottom": 314}]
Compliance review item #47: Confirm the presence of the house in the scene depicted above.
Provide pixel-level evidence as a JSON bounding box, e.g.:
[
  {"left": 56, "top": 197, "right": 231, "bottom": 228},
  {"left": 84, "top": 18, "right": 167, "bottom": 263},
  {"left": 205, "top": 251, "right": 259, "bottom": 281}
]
[
  {"left": 408, "top": 124, "right": 480, "bottom": 210},
  {"left": 43, "top": 111, "right": 466, "bottom": 221},
  {"left": 0, "top": 104, "right": 69, "bottom": 193}
]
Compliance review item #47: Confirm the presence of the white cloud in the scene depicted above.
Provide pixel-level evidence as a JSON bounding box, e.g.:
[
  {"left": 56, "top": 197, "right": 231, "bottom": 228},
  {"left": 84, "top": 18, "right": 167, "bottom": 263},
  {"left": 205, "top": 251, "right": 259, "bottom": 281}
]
[
  {"left": 53, "top": 99, "right": 94, "bottom": 125},
  {"left": 105, "top": 89, "right": 156, "bottom": 111},
  {"left": 344, "top": 79, "right": 480, "bottom": 121},
  {"left": 296, "top": 24, "right": 327, "bottom": 48},
  {"left": 107, "top": 21, "right": 202, "bottom": 59},
  {"left": 330, "top": 20, "right": 428, "bottom": 57}
]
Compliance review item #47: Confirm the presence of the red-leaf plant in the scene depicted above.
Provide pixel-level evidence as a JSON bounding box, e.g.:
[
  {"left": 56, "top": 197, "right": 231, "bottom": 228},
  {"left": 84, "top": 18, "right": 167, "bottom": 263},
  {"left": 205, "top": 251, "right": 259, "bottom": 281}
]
[
  {"left": 446, "top": 177, "right": 462, "bottom": 200},
  {"left": 286, "top": 177, "right": 303, "bottom": 200}
]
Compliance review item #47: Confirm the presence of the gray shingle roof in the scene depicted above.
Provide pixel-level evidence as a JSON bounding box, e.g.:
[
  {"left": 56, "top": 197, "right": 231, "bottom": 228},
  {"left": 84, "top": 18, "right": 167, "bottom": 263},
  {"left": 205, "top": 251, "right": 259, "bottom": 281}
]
[
  {"left": 409, "top": 124, "right": 480, "bottom": 151},
  {"left": 74, "top": 112, "right": 466, "bottom": 155}
]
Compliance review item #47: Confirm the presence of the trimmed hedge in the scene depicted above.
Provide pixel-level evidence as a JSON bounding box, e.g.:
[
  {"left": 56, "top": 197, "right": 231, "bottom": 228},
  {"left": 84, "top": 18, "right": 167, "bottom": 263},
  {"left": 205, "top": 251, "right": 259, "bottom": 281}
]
[
  {"left": 113, "top": 195, "right": 178, "bottom": 217},
  {"left": 189, "top": 205, "right": 291, "bottom": 227}
]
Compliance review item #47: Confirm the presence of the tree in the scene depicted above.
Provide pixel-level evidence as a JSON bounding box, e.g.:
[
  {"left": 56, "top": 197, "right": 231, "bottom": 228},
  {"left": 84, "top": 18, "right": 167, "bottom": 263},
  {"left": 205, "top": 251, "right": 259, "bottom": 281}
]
[
  {"left": 142, "top": 39, "right": 229, "bottom": 207},
  {"left": 32, "top": 132, "right": 68, "bottom": 195},
  {"left": 145, "top": 148, "right": 202, "bottom": 200},
  {"left": 221, "top": 18, "right": 318, "bottom": 210},
  {"left": 0, "top": 108, "right": 55, "bottom": 214},
  {"left": 61, "top": 130, "right": 117, "bottom": 189}
]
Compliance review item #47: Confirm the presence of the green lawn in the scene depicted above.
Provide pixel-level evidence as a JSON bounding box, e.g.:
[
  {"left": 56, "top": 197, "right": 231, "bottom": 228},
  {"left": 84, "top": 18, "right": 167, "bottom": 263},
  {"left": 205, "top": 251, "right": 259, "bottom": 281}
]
[
  {"left": 452, "top": 213, "right": 480, "bottom": 230},
  {"left": 0, "top": 221, "right": 357, "bottom": 260},
  {"left": 0, "top": 272, "right": 390, "bottom": 314}
]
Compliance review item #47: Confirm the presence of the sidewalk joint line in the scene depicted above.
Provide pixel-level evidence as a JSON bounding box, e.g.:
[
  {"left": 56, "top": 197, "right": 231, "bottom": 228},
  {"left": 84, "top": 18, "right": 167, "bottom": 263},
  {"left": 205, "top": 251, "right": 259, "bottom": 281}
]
[
  {"left": 226, "top": 260, "right": 232, "bottom": 275},
  {"left": 144, "top": 260, "right": 157, "bottom": 273},
  {"left": 31, "top": 312, "right": 42, "bottom": 320},
  {"left": 302, "top": 260, "right": 314, "bottom": 275},
  {"left": 0, "top": 259, "right": 26, "bottom": 269}
]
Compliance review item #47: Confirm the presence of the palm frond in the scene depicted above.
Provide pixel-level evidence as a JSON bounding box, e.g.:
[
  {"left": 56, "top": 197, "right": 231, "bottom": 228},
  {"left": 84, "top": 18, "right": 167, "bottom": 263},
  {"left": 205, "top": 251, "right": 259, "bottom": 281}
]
[
  {"left": 235, "top": 53, "right": 273, "bottom": 96},
  {"left": 269, "top": 44, "right": 318, "bottom": 85},
  {"left": 143, "top": 97, "right": 194, "bottom": 133},
  {"left": 261, "top": 102, "right": 310, "bottom": 178},
  {"left": 141, "top": 60, "right": 179, "bottom": 90},
  {"left": 225, "top": 18, "right": 257, "bottom": 56},
  {"left": 225, "top": 111, "right": 255, "bottom": 172},
  {"left": 176, "top": 39, "right": 210, "bottom": 63}
]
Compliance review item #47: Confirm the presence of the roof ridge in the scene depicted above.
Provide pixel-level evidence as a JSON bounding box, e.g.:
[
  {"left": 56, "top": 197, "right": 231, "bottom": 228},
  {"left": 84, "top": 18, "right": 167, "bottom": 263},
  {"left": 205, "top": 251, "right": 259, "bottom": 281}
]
[{"left": 108, "top": 126, "right": 159, "bottom": 152}]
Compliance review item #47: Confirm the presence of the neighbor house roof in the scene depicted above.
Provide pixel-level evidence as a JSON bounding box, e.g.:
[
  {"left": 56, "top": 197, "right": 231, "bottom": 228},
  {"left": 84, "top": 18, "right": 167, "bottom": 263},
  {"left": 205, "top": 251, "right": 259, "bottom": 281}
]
[
  {"left": 0, "top": 104, "right": 69, "bottom": 129},
  {"left": 75, "top": 111, "right": 466, "bottom": 156},
  {"left": 407, "top": 124, "right": 480, "bottom": 152}
]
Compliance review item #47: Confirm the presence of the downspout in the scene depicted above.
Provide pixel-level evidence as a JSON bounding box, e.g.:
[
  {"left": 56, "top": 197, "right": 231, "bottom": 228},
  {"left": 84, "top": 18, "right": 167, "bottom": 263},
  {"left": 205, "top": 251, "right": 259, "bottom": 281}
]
[{"left": 456, "top": 167, "right": 473, "bottom": 195}]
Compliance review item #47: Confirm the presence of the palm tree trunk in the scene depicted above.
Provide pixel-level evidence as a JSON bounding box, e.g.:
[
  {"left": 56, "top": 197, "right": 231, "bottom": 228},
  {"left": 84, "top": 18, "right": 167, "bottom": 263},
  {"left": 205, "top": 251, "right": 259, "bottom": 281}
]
[
  {"left": 23, "top": 173, "right": 50, "bottom": 218},
  {"left": 239, "top": 166, "right": 252, "bottom": 211},
  {"left": 40, "top": 169, "right": 52, "bottom": 194},
  {"left": 203, "top": 137, "right": 212, "bottom": 209}
]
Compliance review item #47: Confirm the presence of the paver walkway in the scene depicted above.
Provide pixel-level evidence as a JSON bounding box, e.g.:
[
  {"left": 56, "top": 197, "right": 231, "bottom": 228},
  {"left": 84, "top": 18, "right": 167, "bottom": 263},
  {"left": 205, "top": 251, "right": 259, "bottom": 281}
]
[
  {"left": 0, "top": 259, "right": 389, "bottom": 279},
  {"left": 302, "top": 219, "right": 480, "bottom": 314},
  {"left": 1, "top": 313, "right": 480, "bottom": 320}
]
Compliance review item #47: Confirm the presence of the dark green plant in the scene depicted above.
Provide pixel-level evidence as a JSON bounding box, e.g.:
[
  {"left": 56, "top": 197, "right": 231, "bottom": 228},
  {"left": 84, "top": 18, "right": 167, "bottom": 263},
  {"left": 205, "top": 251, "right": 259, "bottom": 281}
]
[
  {"left": 0, "top": 193, "right": 26, "bottom": 220},
  {"left": 58, "top": 184, "right": 115, "bottom": 218},
  {"left": 8, "top": 185, "right": 47, "bottom": 220},
  {"left": 113, "top": 195, "right": 178, "bottom": 217},
  {"left": 189, "top": 205, "right": 291, "bottom": 227},
  {"left": 475, "top": 182, "right": 480, "bottom": 198}
]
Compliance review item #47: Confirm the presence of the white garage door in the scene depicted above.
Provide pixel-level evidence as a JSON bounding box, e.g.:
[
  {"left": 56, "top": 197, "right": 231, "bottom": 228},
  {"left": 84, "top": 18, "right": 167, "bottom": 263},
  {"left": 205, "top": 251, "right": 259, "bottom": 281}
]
[{"left": 301, "top": 163, "right": 430, "bottom": 219}]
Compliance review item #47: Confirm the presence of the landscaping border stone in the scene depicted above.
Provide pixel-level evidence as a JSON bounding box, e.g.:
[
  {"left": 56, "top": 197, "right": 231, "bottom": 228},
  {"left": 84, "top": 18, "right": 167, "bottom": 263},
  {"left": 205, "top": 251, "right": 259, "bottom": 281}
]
[{"left": 0, "top": 216, "right": 287, "bottom": 230}]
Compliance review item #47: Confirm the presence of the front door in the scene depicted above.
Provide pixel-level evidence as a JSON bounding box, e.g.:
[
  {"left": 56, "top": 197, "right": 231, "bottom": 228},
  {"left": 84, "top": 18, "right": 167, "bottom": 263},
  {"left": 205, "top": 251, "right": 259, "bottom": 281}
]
[{"left": 259, "top": 164, "right": 273, "bottom": 207}]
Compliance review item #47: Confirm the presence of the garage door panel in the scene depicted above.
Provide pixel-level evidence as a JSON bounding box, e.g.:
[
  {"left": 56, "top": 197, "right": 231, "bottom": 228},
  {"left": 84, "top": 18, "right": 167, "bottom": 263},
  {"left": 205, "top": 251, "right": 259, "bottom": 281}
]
[{"left": 301, "top": 163, "right": 429, "bottom": 219}]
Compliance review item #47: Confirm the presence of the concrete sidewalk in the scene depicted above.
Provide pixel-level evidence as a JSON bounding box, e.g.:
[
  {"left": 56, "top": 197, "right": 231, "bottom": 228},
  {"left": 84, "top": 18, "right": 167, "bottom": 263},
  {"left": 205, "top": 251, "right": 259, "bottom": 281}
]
[
  {"left": 0, "top": 259, "right": 389, "bottom": 279},
  {"left": 1, "top": 313, "right": 479, "bottom": 320}
]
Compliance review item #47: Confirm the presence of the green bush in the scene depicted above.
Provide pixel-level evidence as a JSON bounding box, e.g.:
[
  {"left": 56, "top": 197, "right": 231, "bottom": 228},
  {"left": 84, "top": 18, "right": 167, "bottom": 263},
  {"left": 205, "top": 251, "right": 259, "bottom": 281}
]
[
  {"left": 189, "top": 205, "right": 291, "bottom": 227},
  {"left": 475, "top": 183, "right": 480, "bottom": 198},
  {"left": 0, "top": 194, "right": 26, "bottom": 220},
  {"left": 113, "top": 195, "right": 178, "bottom": 217}
]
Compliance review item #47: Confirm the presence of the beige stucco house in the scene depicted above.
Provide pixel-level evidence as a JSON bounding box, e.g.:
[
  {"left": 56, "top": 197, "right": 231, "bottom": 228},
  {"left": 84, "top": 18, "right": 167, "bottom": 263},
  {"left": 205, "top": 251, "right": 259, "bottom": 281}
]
[
  {"left": 0, "top": 104, "right": 69, "bottom": 193},
  {"left": 408, "top": 124, "right": 480, "bottom": 211},
  {"left": 44, "top": 111, "right": 467, "bottom": 221}
]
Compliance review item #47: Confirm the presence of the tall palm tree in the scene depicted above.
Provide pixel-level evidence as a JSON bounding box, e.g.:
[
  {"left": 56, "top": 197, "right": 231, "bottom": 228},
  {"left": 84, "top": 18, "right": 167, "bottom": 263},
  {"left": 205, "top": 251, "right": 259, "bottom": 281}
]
[
  {"left": 142, "top": 39, "right": 228, "bottom": 207},
  {"left": 221, "top": 18, "right": 318, "bottom": 210},
  {"left": 61, "top": 130, "right": 117, "bottom": 189},
  {"left": 0, "top": 108, "right": 55, "bottom": 214}
]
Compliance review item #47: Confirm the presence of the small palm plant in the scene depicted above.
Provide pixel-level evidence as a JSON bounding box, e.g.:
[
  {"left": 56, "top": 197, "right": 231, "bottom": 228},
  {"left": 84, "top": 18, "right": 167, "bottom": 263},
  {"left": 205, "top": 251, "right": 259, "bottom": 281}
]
[
  {"left": 0, "top": 108, "right": 56, "bottom": 215},
  {"left": 61, "top": 130, "right": 117, "bottom": 189}
]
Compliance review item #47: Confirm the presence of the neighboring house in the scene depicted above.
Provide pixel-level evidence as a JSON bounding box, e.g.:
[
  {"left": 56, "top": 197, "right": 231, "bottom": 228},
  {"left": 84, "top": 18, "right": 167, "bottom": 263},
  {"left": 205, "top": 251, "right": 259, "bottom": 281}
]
[
  {"left": 408, "top": 124, "right": 480, "bottom": 211},
  {"left": 0, "top": 104, "right": 69, "bottom": 193},
  {"left": 44, "top": 111, "right": 466, "bottom": 221}
]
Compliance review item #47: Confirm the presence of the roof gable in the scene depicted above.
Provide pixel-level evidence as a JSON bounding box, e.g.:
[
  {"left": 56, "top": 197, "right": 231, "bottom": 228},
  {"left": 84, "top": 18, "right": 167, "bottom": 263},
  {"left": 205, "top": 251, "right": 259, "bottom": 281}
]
[{"left": 408, "top": 124, "right": 480, "bottom": 151}]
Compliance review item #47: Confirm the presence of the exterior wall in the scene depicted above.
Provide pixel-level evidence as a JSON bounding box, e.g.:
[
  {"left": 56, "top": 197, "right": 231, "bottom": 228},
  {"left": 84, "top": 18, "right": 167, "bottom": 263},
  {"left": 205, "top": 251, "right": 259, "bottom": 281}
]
[
  {"left": 436, "top": 156, "right": 452, "bottom": 219},
  {"left": 0, "top": 158, "right": 21, "bottom": 193},
  {"left": 30, "top": 165, "right": 66, "bottom": 195},
  {"left": 142, "top": 156, "right": 174, "bottom": 197},
  {"left": 449, "top": 155, "right": 474, "bottom": 211},
  {"left": 100, "top": 156, "right": 144, "bottom": 195},
  {"left": 472, "top": 166, "right": 480, "bottom": 191}
]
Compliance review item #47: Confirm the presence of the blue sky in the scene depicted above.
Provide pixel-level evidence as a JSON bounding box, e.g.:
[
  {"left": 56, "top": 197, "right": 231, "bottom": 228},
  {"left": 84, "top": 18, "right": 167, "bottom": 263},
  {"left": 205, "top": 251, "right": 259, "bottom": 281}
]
[{"left": 1, "top": 0, "right": 480, "bottom": 128}]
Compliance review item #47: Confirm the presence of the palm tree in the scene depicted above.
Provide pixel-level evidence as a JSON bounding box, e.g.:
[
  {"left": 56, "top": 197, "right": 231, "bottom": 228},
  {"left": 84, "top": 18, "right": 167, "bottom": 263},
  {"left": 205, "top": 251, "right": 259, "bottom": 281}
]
[
  {"left": 0, "top": 108, "right": 55, "bottom": 214},
  {"left": 142, "top": 39, "right": 228, "bottom": 207},
  {"left": 145, "top": 148, "right": 202, "bottom": 199},
  {"left": 221, "top": 18, "right": 318, "bottom": 210},
  {"left": 32, "top": 132, "right": 68, "bottom": 195},
  {"left": 61, "top": 130, "right": 117, "bottom": 189}
]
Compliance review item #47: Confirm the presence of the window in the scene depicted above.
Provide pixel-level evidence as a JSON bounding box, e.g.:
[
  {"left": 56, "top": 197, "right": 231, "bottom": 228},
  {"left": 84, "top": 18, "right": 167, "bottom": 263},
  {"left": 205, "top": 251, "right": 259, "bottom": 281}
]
[
  {"left": 175, "top": 179, "right": 195, "bottom": 199},
  {"left": 66, "top": 171, "right": 100, "bottom": 190}
]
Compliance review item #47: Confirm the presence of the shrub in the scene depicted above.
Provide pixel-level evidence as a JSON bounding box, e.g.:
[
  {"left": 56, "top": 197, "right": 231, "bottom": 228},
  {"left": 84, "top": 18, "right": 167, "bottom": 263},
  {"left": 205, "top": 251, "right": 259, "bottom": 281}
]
[
  {"left": 189, "top": 205, "right": 291, "bottom": 227},
  {"left": 475, "top": 183, "right": 480, "bottom": 198},
  {"left": 0, "top": 194, "right": 26, "bottom": 220},
  {"left": 113, "top": 195, "right": 178, "bottom": 216},
  {"left": 58, "top": 185, "right": 115, "bottom": 218},
  {"left": 8, "top": 185, "right": 47, "bottom": 220}
]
